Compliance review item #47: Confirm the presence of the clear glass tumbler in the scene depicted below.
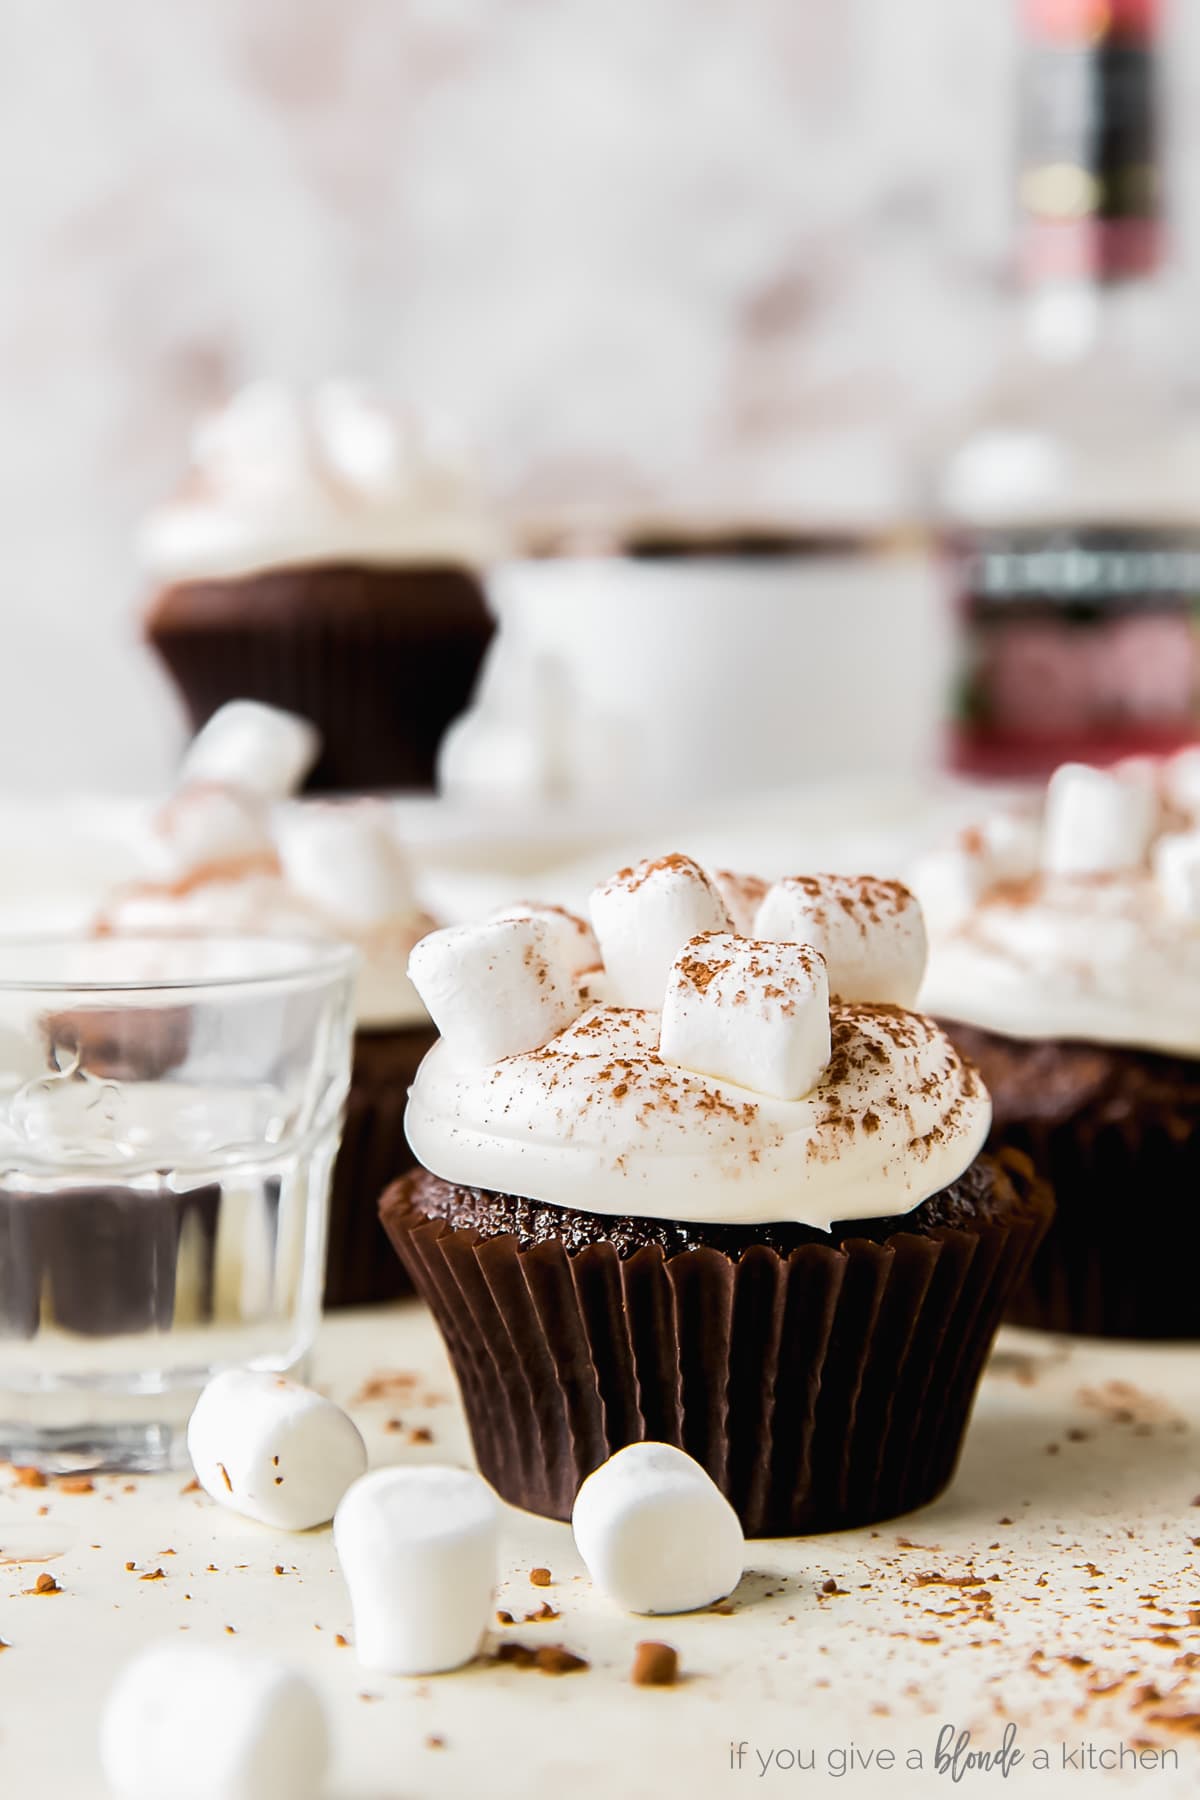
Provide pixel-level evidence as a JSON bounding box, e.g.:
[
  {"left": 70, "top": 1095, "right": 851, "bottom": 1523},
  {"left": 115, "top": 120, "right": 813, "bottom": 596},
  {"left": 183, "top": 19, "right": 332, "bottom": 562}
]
[{"left": 0, "top": 935, "right": 356, "bottom": 1472}]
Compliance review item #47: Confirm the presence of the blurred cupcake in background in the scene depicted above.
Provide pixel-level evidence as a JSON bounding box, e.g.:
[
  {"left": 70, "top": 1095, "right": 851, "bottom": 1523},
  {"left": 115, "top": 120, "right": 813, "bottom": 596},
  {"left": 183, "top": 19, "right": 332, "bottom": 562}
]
[
  {"left": 140, "top": 381, "right": 499, "bottom": 793},
  {"left": 97, "top": 702, "right": 438, "bottom": 1307},
  {"left": 915, "top": 752, "right": 1200, "bottom": 1339}
]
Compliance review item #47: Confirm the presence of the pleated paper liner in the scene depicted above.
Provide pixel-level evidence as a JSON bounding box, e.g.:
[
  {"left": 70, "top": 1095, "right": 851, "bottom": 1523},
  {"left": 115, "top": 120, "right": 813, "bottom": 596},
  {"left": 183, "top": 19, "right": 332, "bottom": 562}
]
[
  {"left": 323, "top": 1023, "right": 438, "bottom": 1309},
  {"left": 380, "top": 1154, "right": 1052, "bottom": 1537},
  {"left": 146, "top": 561, "right": 494, "bottom": 792},
  {"left": 943, "top": 1022, "right": 1200, "bottom": 1339},
  {"left": 991, "top": 1109, "right": 1197, "bottom": 1339}
]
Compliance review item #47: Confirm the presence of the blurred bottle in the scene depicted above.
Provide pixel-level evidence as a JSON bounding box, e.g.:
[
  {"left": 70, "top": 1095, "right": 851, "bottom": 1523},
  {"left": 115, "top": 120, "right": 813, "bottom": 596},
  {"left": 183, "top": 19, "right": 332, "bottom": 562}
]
[{"left": 937, "top": 0, "right": 1200, "bottom": 779}]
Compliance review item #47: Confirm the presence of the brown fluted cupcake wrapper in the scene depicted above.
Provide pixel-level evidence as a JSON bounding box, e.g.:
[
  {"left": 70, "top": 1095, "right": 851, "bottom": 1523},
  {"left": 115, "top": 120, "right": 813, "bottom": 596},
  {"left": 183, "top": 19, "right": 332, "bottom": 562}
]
[
  {"left": 994, "top": 1108, "right": 1199, "bottom": 1339},
  {"left": 381, "top": 1156, "right": 1050, "bottom": 1536},
  {"left": 146, "top": 562, "right": 494, "bottom": 792},
  {"left": 323, "top": 1024, "right": 438, "bottom": 1309}
]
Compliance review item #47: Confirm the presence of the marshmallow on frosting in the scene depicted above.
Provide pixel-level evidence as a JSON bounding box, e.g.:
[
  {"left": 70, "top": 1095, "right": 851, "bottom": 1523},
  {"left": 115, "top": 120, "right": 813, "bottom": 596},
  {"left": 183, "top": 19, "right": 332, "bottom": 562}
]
[
  {"left": 404, "top": 851, "right": 990, "bottom": 1230},
  {"left": 139, "top": 379, "right": 497, "bottom": 581},
  {"left": 754, "top": 874, "right": 927, "bottom": 1008},
  {"left": 916, "top": 753, "right": 1200, "bottom": 1053},
  {"left": 408, "top": 916, "right": 585, "bottom": 1064},
  {"left": 590, "top": 855, "right": 731, "bottom": 1009},
  {"left": 660, "top": 931, "right": 831, "bottom": 1101}
]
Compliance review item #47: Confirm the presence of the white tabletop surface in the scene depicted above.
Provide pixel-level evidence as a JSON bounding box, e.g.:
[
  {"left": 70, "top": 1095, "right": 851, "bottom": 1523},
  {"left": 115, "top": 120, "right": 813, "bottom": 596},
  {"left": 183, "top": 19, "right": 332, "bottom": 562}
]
[{"left": 1, "top": 1303, "right": 1197, "bottom": 1800}]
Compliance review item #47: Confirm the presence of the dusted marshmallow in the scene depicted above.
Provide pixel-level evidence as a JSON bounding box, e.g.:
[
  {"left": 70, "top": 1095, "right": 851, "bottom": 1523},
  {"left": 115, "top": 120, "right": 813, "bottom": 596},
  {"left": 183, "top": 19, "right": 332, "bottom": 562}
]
[
  {"left": 589, "top": 855, "right": 731, "bottom": 1010},
  {"left": 408, "top": 917, "right": 585, "bottom": 1065},
  {"left": 276, "top": 803, "right": 416, "bottom": 929},
  {"left": 754, "top": 874, "right": 927, "bottom": 1007},
  {"left": 334, "top": 1466, "right": 498, "bottom": 1674},
  {"left": 977, "top": 810, "right": 1040, "bottom": 884},
  {"left": 709, "top": 869, "right": 770, "bottom": 934},
  {"left": 99, "top": 1641, "right": 329, "bottom": 1800},
  {"left": 187, "top": 1369, "right": 367, "bottom": 1532},
  {"left": 144, "top": 783, "right": 276, "bottom": 881},
  {"left": 180, "top": 700, "right": 320, "bottom": 801},
  {"left": 1154, "top": 831, "right": 1200, "bottom": 921},
  {"left": 909, "top": 845, "right": 991, "bottom": 935},
  {"left": 491, "top": 902, "right": 601, "bottom": 978},
  {"left": 659, "top": 932, "right": 830, "bottom": 1100},
  {"left": 572, "top": 1442, "right": 744, "bottom": 1615},
  {"left": 1042, "top": 763, "right": 1158, "bottom": 876}
]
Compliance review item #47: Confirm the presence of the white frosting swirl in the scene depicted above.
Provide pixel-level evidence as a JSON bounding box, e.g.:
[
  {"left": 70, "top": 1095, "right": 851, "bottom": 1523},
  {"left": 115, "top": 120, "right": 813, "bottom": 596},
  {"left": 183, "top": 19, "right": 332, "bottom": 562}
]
[
  {"left": 919, "top": 873, "right": 1200, "bottom": 1055},
  {"left": 139, "top": 380, "right": 499, "bottom": 581},
  {"left": 405, "top": 1000, "right": 990, "bottom": 1230},
  {"left": 99, "top": 799, "right": 434, "bottom": 1031},
  {"left": 916, "top": 756, "right": 1200, "bottom": 1054}
]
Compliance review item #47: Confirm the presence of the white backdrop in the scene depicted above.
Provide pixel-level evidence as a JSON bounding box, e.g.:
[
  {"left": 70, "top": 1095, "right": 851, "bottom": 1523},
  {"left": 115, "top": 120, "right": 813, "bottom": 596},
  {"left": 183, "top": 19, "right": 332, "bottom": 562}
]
[{"left": 1, "top": 0, "right": 1198, "bottom": 792}]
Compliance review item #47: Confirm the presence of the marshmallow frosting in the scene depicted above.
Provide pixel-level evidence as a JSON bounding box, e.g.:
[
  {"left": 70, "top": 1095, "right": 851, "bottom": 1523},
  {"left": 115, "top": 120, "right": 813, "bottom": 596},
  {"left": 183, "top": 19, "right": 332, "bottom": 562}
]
[
  {"left": 405, "top": 857, "right": 991, "bottom": 1230},
  {"left": 100, "top": 791, "right": 433, "bottom": 1030},
  {"left": 139, "top": 380, "right": 499, "bottom": 582},
  {"left": 915, "top": 755, "right": 1200, "bottom": 1055}
]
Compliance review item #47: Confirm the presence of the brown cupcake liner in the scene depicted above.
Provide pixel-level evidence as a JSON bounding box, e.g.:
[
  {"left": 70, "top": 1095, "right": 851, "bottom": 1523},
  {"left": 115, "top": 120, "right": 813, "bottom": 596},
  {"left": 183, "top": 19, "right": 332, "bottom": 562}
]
[
  {"left": 381, "top": 1155, "right": 1050, "bottom": 1536},
  {"left": 940, "top": 1023, "right": 1200, "bottom": 1339},
  {"left": 991, "top": 1108, "right": 1198, "bottom": 1339},
  {"left": 146, "top": 561, "right": 494, "bottom": 792},
  {"left": 324, "top": 1024, "right": 437, "bottom": 1308}
]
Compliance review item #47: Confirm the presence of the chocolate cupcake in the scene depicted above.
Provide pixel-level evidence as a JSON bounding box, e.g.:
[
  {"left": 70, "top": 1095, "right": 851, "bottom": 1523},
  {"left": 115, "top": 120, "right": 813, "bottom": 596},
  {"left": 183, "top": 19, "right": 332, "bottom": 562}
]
[
  {"left": 97, "top": 779, "right": 437, "bottom": 1307},
  {"left": 382, "top": 856, "right": 1050, "bottom": 1537},
  {"left": 916, "top": 754, "right": 1200, "bottom": 1338},
  {"left": 140, "top": 381, "right": 498, "bottom": 792}
]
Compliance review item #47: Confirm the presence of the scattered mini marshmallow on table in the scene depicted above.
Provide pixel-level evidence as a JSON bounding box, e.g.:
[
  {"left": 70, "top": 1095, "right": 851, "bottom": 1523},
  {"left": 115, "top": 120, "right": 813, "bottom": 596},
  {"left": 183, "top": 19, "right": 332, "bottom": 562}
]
[
  {"left": 100, "top": 1641, "right": 329, "bottom": 1800},
  {"left": 589, "top": 855, "right": 731, "bottom": 1009},
  {"left": 659, "top": 931, "right": 831, "bottom": 1100},
  {"left": 408, "top": 916, "right": 584, "bottom": 1064},
  {"left": 181, "top": 700, "right": 321, "bottom": 800},
  {"left": 572, "top": 1443, "right": 745, "bottom": 1616},
  {"left": 334, "top": 1466, "right": 499, "bottom": 1675},
  {"left": 754, "top": 872, "right": 927, "bottom": 1006},
  {"left": 187, "top": 1369, "right": 367, "bottom": 1532}
]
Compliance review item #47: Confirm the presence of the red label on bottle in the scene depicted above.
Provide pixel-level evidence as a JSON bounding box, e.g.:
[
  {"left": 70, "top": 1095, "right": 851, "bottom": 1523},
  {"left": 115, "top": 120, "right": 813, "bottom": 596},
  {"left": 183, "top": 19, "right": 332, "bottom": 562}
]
[{"left": 944, "top": 528, "right": 1200, "bottom": 779}]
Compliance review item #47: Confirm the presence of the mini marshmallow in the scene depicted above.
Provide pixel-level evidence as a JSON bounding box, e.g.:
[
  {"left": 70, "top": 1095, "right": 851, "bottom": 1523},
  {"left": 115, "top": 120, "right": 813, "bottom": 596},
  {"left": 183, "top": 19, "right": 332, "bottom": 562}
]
[
  {"left": 144, "top": 783, "right": 276, "bottom": 880},
  {"left": 1162, "top": 746, "right": 1200, "bottom": 820},
  {"left": 572, "top": 1442, "right": 744, "bottom": 1615},
  {"left": 100, "top": 1641, "right": 328, "bottom": 1800},
  {"left": 276, "top": 803, "right": 416, "bottom": 929},
  {"left": 659, "top": 932, "right": 831, "bottom": 1100},
  {"left": 754, "top": 874, "right": 927, "bottom": 1007},
  {"left": 492, "top": 901, "right": 601, "bottom": 977},
  {"left": 1153, "top": 831, "right": 1200, "bottom": 920},
  {"left": 709, "top": 869, "right": 770, "bottom": 934},
  {"left": 187, "top": 1368, "right": 367, "bottom": 1531},
  {"left": 1042, "top": 762, "right": 1158, "bottom": 876},
  {"left": 977, "top": 809, "right": 1041, "bottom": 884},
  {"left": 908, "top": 845, "right": 990, "bottom": 934},
  {"left": 181, "top": 700, "right": 321, "bottom": 801},
  {"left": 408, "top": 917, "right": 585, "bottom": 1064},
  {"left": 334, "top": 1466, "right": 498, "bottom": 1674},
  {"left": 589, "top": 855, "right": 732, "bottom": 1010}
]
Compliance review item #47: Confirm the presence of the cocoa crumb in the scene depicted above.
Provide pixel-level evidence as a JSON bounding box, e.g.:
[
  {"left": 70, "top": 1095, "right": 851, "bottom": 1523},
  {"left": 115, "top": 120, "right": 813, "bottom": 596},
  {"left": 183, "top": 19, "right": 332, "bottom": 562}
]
[
  {"left": 56, "top": 1476, "right": 94, "bottom": 1495},
  {"left": 30, "top": 1573, "right": 60, "bottom": 1595},
  {"left": 426, "top": 1735, "right": 445, "bottom": 1750},
  {"left": 632, "top": 1641, "right": 679, "bottom": 1687},
  {"left": 821, "top": 1578, "right": 847, "bottom": 1595},
  {"left": 140, "top": 1567, "right": 166, "bottom": 1583},
  {"left": 526, "top": 1603, "right": 559, "bottom": 1623},
  {"left": 496, "top": 1609, "right": 515, "bottom": 1625},
  {"left": 216, "top": 1463, "right": 232, "bottom": 1493},
  {"left": 12, "top": 1466, "right": 46, "bottom": 1489},
  {"left": 535, "top": 1645, "right": 589, "bottom": 1676},
  {"left": 529, "top": 1567, "right": 552, "bottom": 1587},
  {"left": 407, "top": 1427, "right": 433, "bottom": 1445},
  {"left": 274, "top": 1566, "right": 284, "bottom": 1577},
  {"left": 180, "top": 1478, "right": 200, "bottom": 1495},
  {"left": 334, "top": 1634, "right": 349, "bottom": 1649}
]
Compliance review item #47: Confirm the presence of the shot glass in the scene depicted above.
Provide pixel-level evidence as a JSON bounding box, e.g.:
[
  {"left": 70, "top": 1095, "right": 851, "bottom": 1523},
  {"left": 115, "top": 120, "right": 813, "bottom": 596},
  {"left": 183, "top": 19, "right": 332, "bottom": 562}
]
[{"left": 0, "top": 935, "right": 356, "bottom": 1472}]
